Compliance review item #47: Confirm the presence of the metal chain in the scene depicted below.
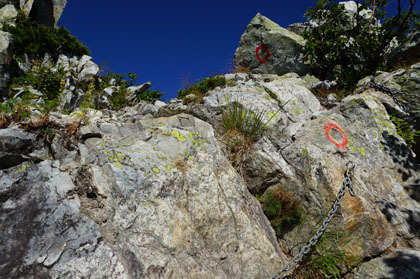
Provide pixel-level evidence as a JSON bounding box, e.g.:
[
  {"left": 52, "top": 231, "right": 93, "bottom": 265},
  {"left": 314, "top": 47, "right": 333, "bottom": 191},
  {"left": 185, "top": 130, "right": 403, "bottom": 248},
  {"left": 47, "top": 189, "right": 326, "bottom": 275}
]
[{"left": 271, "top": 161, "right": 356, "bottom": 279}]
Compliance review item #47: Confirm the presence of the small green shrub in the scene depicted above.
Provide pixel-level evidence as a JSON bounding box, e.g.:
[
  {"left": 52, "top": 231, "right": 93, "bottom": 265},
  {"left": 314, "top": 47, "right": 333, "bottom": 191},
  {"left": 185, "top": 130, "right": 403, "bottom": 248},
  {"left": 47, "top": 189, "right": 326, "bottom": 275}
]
[
  {"left": 11, "top": 62, "right": 66, "bottom": 101},
  {"left": 177, "top": 76, "right": 227, "bottom": 99},
  {"left": 291, "top": 226, "right": 361, "bottom": 279},
  {"left": 3, "top": 10, "right": 90, "bottom": 58},
  {"left": 259, "top": 186, "right": 304, "bottom": 238},
  {"left": 136, "top": 89, "right": 165, "bottom": 102},
  {"left": 389, "top": 113, "right": 420, "bottom": 147}
]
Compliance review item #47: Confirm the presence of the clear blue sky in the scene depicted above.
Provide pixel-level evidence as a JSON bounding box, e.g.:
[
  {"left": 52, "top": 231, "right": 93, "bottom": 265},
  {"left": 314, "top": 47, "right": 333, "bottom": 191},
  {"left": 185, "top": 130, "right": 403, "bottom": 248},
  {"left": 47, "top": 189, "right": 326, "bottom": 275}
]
[{"left": 58, "top": 0, "right": 419, "bottom": 101}]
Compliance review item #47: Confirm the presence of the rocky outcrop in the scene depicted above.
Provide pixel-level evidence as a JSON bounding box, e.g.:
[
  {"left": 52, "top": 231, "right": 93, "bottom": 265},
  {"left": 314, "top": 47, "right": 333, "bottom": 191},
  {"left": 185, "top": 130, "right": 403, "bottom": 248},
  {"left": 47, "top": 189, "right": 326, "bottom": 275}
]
[
  {"left": 2, "top": 71, "right": 420, "bottom": 278},
  {"left": 234, "top": 13, "right": 309, "bottom": 76}
]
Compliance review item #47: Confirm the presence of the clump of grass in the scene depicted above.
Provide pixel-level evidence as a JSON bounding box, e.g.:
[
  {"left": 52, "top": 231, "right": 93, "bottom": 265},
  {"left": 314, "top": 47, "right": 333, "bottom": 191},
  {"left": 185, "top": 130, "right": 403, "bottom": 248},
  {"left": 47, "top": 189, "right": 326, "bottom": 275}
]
[
  {"left": 221, "top": 102, "right": 274, "bottom": 141},
  {"left": 290, "top": 226, "right": 361, "bottom": 279},
  {"left": 219, "top": 102, "right": 278, "bottom": 170},
  {"left": 259, "top": 186, "right": 304, "bottom": 238}
]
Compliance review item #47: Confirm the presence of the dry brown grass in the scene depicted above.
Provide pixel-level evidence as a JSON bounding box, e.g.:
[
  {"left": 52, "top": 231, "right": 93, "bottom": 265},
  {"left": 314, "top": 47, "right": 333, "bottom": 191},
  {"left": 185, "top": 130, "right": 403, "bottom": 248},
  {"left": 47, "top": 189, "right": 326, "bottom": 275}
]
[{"left": 218, "top": 128, "right": 253, "bottom": 173}]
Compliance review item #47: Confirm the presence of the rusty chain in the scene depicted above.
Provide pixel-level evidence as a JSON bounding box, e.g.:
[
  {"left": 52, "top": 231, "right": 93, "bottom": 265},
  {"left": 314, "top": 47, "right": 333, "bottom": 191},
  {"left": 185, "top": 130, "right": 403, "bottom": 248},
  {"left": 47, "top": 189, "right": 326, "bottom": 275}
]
[{"left": 271, "top": 161, "right": 356, "bottom": 279}]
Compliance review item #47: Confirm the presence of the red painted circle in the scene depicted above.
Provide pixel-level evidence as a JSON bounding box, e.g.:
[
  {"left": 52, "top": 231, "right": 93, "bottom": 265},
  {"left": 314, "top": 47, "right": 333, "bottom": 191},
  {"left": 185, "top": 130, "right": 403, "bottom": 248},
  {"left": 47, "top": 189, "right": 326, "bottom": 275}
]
[
  {"left": 324, "top": 122, "right": 348, "bottom": 150},
  {"left": 256, "top": 44, "right": 270, "bottom": 63}
]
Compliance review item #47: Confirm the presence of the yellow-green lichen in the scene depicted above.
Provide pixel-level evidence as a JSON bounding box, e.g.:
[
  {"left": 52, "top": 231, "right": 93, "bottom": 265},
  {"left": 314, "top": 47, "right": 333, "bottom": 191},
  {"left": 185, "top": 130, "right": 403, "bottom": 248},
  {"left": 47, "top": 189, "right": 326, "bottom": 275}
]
[
  {"left": 301, "top": 149, "right": 309, "bottom": 157},
  {"left": 158, "top": 123, "right": 165, "bottom": 127},
  {"left": 171, "top": 130, "right": 187, "bottom": 142},
  {"left": 152, "top": 167, "right": 160, "bottom": 174},
  {"left": 167, "top": 164, "right": 174, "bottom": 170},
  {"left": 224, "top": 94, "right": 229, "bottom": 102},
  {"left": 14, "top": 164, "right": 28, "bottom": 174},
  {"left": 153, "top": 147, "right": 159, "bottom": 151},
  {"left": 358, "top": 147, "right": 366, "bottom": 156},
  {"left": 114, "top": 162, "right": 123, "bottom": 168},
  {"left": 188, "top": 155, "right": 193, "bottom": 161},
  {"left": 264, "top": 94, "right": 271, "bottom": 101}
]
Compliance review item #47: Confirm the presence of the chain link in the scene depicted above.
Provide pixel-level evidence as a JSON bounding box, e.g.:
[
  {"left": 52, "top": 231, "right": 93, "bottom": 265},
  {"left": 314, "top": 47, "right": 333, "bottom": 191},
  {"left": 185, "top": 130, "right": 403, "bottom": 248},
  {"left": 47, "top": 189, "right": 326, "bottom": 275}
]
[{"left": 271, "top": 161, "right": 356, "bottom": 279}]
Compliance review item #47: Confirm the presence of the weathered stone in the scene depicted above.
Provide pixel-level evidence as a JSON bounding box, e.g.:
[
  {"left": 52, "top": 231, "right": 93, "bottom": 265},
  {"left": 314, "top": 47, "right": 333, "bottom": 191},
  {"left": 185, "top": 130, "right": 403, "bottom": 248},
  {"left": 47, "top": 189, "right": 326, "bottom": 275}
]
[
  {"left": 0, "top": 30, "right": 13, "bottom": 97},
  {"left": 0, "top": 4, "right": 17, "bottom": 28},
  {"left": 0, "top": 112, "right": 287, "bottom": 278},
  {"left": 127, "top": 81, "right": 151, "bottom": 103},
  {"left": 19, "top": 0, "right": 67, "bottom": 26},
  {"left": 354, "top": 249, "right": 420, "bottom": 279},
  {"left": 77, "top": 60, "right": 99, "bottom": 82},
  {"left": 234, "top": 13, "right": 309, "bottom": 76},
  {"left": 0, "top": 128, "right": 35, "bottom": 169}
]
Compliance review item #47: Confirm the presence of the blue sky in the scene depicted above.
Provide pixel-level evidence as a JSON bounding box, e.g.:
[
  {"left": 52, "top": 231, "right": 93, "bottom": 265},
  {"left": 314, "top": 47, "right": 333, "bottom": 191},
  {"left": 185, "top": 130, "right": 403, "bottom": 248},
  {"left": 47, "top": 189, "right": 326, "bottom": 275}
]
[{"left": 58, "top": 0, "right": 419, "bottom": 101}]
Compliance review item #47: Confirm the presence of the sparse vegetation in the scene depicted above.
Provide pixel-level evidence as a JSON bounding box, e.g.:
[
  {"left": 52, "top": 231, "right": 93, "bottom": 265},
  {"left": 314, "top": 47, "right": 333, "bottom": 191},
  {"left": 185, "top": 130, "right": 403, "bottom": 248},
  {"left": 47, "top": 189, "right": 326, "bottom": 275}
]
[
  {"left": 177, "top": 76, "right": 228, "bottom": 100},
  {"left": 389, "top": 113, "right": 420, "bottom": 147},
  {"left": 258, "top": 186, "right": 304, "bottom": 238},
  {"left": 3, "top": 10, "right": 90, "bottom": 59},
  {"left": 290, "top": 226, "right": 361, "bottom": 279}
]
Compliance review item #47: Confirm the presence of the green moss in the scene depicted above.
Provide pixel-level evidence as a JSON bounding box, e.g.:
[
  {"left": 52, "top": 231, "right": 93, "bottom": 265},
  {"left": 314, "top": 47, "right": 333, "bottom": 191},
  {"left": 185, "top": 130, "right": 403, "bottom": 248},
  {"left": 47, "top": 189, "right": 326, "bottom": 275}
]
[{"left": 389, "top": 113, "right": 420, "bottom": 147}]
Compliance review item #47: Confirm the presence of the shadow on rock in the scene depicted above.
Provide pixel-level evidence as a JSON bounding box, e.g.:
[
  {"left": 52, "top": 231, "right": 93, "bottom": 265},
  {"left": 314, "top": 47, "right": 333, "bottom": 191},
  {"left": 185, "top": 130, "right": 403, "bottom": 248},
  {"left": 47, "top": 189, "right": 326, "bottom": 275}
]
[
  {"left": 381, "top": 131, "right": 419, "bottom": 173},
  {"left": 382, "top": 251, "right": 420, "bottom": 279}
]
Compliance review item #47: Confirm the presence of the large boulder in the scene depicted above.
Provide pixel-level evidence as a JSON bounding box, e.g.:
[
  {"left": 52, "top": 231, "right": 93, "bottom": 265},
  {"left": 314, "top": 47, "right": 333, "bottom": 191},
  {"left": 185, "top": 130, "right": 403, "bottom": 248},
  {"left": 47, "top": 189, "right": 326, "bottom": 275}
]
[
  {"left": 188, "top": 73, "right": 420, "bottom": 277},
  {"left": 0, "top": 111, "right": 287, "bottom": 278},
  {"left": 234, "top": 13, "right": 309, "bottom": 76}
]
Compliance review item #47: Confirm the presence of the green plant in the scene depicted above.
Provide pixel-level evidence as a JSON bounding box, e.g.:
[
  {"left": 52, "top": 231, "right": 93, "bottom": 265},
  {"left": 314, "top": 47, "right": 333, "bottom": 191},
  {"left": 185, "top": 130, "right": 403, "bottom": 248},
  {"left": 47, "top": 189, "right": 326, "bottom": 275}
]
[
  {"left": 12, "top": 62, "right": 66, "bottom": 101},
  {"left": 136, "top": 89, "right": 165, "bottom": 102},
  {"left": 221, "top": 102, "right": 276, "bottom": 141},
  {"left": 177, "top": 76, "right": 227, "bottom": 99},
  {"left": 259, "top": 186, "right": 304, "bottom": 238},
  {"left": 303, "top": 0, "right": 420, "bottom": 92},
  {"left": 3, "top": 11, "right": 90, "bottom": 59},
  {"left": 389, "top": 113, "right": 420, "bottom": 147},
  {"left": 291, "top": 226, "right": 361, "bottom": 279}
]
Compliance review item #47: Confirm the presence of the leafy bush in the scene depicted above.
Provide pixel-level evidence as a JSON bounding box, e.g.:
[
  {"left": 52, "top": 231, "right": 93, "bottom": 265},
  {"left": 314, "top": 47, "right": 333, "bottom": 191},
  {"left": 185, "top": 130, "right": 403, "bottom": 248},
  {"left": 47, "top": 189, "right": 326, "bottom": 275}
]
[
  {"left": 3, "top": 10, "right": 90, "bottom": 58},
  {"left": 259, "top": 186, "right": 304, "bottom": 238},
  {"left": 389, "top": 113, "right": 420, "bottom": 147},
  {"left": 177, "top": 76, "right": 227, "bottom": 99},
  {"left": 11, "top": 62, "right": 66, "bottom": 101},
  {"left": 303, "top": 0, "right": 420, "bottom": 91},
  {"left": 136, "top": 89, "right": 165, "bottom": 102},
  {"left": 291, "top": 226, "right": 361, "bottom": 279}
]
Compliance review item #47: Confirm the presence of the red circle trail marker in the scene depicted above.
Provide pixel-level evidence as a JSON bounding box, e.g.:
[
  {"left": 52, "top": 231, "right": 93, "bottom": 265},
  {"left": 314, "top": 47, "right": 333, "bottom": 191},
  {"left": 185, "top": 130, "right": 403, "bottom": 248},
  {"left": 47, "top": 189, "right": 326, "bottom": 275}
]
[
  {"left": 256, "top": 44, "right": 270, "bottom": 63},
  {"left": 324, "top": 122, "right": 348, "bottom": 150}
]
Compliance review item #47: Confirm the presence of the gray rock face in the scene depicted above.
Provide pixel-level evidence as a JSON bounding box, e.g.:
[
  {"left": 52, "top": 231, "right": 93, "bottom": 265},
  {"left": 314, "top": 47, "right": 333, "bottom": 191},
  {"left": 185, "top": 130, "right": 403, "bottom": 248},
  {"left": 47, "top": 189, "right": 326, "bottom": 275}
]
[
  {"left": 354, "top": 249, "right": 420, "bottom": 278},
  {"left": 2, "top": 72, "right": 420, "bottom": 278},
  {"left": 357, "top": 63, "right": 420, "bottom": 132},
  {"left": 0, "top": 110, "right": 286, "bottom": 278},
  {"left": 0, "top": 30, "right": 13, "bottom": 97},
  {"left": 234, "top": 13, "right": 309, "bottom": 76}
]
